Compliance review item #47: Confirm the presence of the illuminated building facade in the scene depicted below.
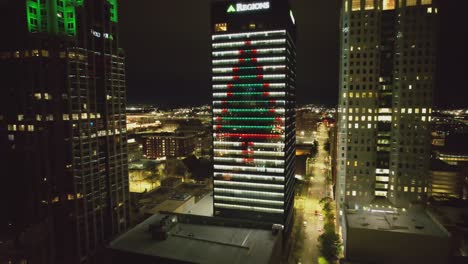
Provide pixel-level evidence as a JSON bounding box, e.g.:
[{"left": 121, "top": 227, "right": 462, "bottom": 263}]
[
  {"left": 211, "top": 0, "right": 296, "bottom": 227},
  {"left": 143, "top": 133, "right": 196, "bottom": 159},
  {"left": 337, "top": 0, "right": 439, "bottom": 213},
  {"left": 0, "top": 1, "right": 129, "bottom": 263}
]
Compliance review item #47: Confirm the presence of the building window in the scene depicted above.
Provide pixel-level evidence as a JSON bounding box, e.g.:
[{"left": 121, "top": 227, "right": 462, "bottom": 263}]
[
  {"left": 406, "top": 0, "right": 417, "bottom": 6},
  {"left": 215, "top": 23, "right": 227, "bottom": 32},
  {"left": 365, "top": 0, "right": 374, "bottom": 10},
  {"left": 383, "top": 0, "right": 395, "bottom": 10},
  {"left": 352, "top": 0, "right": 360, "bottom": 11}
]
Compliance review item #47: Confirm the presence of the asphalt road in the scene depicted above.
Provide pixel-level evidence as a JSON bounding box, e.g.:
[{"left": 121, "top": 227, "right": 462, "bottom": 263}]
[{"left": 287, "top": 124, "right": 331, "bottom": 264}]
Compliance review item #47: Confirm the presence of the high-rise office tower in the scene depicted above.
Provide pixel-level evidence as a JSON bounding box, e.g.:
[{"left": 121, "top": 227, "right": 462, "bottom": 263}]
[
  {"left": 337, "top": 0, "right": 439, "bottom": 213},
  {"left": 0, "top": 1, "right": 129, "bottom": 263},
  {"left": 211, "top": 0, "right": 296, "bottom": 228}
]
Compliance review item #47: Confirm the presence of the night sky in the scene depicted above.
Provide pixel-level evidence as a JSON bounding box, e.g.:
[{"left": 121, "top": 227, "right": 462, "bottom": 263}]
[{"left": 119, "top": 0, "right": 467, "bottom": 108}]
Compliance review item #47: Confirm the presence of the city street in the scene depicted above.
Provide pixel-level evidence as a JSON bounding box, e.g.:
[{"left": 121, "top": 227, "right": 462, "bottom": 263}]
[{"left": 288, "top": 124, "right": 331, "bottom": 264}]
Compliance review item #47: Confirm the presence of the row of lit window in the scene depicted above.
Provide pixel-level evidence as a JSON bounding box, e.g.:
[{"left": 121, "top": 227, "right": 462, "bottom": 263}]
[
  {"left": 214, "top": 180, "right": 284, "bottom": 190},
  {"left": 214, "top": 202, "right": 284, "bottom": 214},
  {"left": 213, "top": 74, "right": 286, "bottom": 81},
  {"left": 346, "top": 0, "right": 432, "bottom": 12},
  {"left": 213, "top": 83, "right": 286, "bottom": 90},
  {"left": 0, "top": 49, "right": 49, "bottom": 59},
  {"left": 213, "top": 108, "right": 286, "bottom": 114},
  {"left": 343, "top": 92, "right": 375, "bottom": 98},
  {"left": 213, "top": 141, "right": 285, "bottom": 149},
  {"left": 7, "top": 124, "right": 35, "bottom": 132},
  {"left": 213, "top": 57, "right": 286, "bottom": 65},
  {"left": 63, "top": 113, "right": 101, "bottom": 120},
  {"left": 214, "top": 157, "right": 284, "bottom": 166},
  {"left": 213, "top": 92, "right": 286, "bottom": 98},
  {"left": 214, "top": 172, "right": 285, "bottom": 182},
  {"left": 340, "top": 107, "right": 431, "bottom": 114},
  {"left": 0, "top": 50, "right": 89, "bottom": 61},
  {"left": 214, "top": 164, "right": 284, "bottom": 174},
  {"left": 342, "top": 116, "right": 431, "bottom": 129},
  {"left": 347, "top": 186, "right": 424, "bottom": 196},
  {"left": 212, "top": 30, "right": 286, "bottom": 41},
  {"left": 213, "top": 65, "right": 286, "bottom": 73},
  {"left": 214, "top": 149, "right": 284, "bottom": 157},
  {"left": 212, "top": 39, "right": 286, "bottom": 49},
  {"left": 212, "top": 48, "right": 286, "bottom": 57},
  {"left": 214, "top": 187, "right": 283, "bottom": 198},
  {"left": 215, "top": 195, "right": 284, "bottom": 206}
]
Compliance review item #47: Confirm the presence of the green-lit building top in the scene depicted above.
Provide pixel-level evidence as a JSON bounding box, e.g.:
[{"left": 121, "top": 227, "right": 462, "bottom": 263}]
[{"left": 26, "top": 0, "right": 117, "bottom": 36}]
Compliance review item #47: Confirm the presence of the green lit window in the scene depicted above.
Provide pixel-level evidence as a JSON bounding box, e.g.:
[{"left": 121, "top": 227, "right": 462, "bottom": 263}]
[{"left": 108, "top": 0, "right": 118, "bottom": 22}]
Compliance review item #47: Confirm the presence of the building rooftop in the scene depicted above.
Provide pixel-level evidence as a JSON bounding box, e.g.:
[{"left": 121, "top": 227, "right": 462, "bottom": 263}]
[
  {"left": 430, "top": 158, "right": 462, "bottom": 172},
  {"left": 346, "top": 209, "right": 450, "bottom": 237},
  {"left": 186, "top": 192, "right": 214, "bottom": 216},
  {"left": 109, "top": 213, "right": 280, "bottom": 264}
]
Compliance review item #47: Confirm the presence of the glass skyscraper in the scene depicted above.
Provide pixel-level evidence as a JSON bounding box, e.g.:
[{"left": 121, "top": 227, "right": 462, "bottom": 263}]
[
  {"left": 337, "top": 0, "right": 439, "bottom": 214},
  {"left": 0, "top": 1, "right": 129, "bottom": 263},
  {"left": 211, "top": 0, "right": 296, "bottom": 228}
]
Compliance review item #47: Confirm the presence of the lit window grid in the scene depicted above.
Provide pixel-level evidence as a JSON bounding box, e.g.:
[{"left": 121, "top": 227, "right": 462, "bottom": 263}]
[{"left": 212, "top": 29, "right": 295, "bottom": 220}]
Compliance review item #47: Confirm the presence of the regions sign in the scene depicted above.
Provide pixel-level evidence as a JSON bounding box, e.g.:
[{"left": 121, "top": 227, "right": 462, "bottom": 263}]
[{"left": 227, "top": 2, "right": 270, "bottom": 13}]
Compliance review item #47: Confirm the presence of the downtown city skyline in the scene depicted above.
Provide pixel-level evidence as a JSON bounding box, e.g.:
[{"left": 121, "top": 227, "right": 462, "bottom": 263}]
[{"left": 1, "top": 0, "right": 467, "bottom": 264}]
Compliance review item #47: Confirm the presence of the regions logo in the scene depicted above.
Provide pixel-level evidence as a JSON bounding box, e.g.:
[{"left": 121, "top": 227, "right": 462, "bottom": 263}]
[{"left": 227, "top": 2, "right": 270, "bottom": 13}]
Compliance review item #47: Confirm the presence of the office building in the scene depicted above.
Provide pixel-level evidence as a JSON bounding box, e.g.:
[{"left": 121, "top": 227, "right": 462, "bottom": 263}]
[
  {"left": 428, "top": 159, "right": 463, "bottom": 199},
  {"left": 211, "top": 0, "right": 296, "bottom": 227},
  {"left": 0, "top": 1, "right": 129, "bottom": 263},
  {"left": 336, "top": 0, "right": 439, "bottom": 213},
  {"left": 142, "top": 132, "right": 197, "bottom": 159},
  {"left": 344, "top": 208, "right": 450, "bottom": 264}
]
